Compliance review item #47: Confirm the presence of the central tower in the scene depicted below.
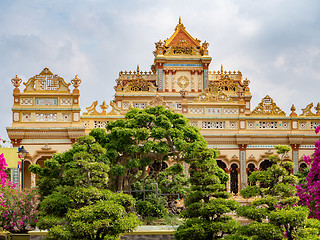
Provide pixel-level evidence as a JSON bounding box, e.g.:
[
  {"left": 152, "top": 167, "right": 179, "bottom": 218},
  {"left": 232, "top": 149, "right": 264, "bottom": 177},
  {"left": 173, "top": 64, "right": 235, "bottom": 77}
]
[{"left": 153, "top": 17, "right": 212, "bottom": 93}]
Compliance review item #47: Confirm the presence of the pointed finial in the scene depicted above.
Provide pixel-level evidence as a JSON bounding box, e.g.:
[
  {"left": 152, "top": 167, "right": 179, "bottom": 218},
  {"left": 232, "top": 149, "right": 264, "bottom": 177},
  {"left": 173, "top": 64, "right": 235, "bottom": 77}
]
[
  {"left": 290, "top": 104, "right": 297, "bottom": 117},
  {"left": 137, "top": 65, "right": 140, "bottom": 73},
  {"left": 179, "top": 16, "right": 181, "bottom": 24},
  {"left": 221, "top": 64, "right": 224, "bottom": 75}
]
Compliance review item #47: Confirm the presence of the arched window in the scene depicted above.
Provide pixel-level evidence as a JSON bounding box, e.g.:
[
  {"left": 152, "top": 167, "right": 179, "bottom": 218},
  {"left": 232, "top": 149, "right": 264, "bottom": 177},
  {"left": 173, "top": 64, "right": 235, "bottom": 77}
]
[
  {"left": 247, "top": 163, "right": 256, "bottom": 186},
  {"left": 216, "top": 160, "right": 227, "bottom": 171},
  {"left": 299, "top": 163, "right": 308, "bottom": 171}
]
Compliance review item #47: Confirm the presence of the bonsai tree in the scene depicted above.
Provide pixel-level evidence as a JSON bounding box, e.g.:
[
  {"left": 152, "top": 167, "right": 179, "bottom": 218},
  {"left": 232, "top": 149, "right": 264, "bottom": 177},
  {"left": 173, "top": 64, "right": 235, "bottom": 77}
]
[
  {"left": 233, "top": 145, "right": 318, "bottom": 240},
  {"left": 30, "top": 135, "right": 139, "bottom": 240},
  {"left": 90, "top": 105, "right": 207, "bottom": 192},
  {"left": 174, "top": 146, "right": 240, "bottom": 240}
]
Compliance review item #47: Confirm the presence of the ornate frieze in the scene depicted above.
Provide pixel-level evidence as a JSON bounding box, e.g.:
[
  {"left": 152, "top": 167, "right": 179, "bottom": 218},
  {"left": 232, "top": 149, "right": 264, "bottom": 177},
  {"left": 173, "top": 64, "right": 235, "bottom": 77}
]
[
  {"left": 60, "top": 98, "right": 72, "bottom": 105},
  {"left": 36, "top": 113, "right": 57, "bottom": 122},
  {"left": 202, "top": 121, "right": 225, "bottom": 129},
  {"left": 189, "top": 108, "right": 203, "bottom": 114}
]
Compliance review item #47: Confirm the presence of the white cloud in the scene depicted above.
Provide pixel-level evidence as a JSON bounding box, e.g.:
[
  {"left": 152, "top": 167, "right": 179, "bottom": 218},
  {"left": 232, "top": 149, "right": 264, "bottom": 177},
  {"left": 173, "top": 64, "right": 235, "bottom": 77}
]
[{"left": 0, "top": 0, "right": 320, "bottom": 140}]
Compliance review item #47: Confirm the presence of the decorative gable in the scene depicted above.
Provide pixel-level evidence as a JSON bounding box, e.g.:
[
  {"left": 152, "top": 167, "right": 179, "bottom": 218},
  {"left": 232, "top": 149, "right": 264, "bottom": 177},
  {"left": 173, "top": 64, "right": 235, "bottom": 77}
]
[
  {"left": 23, "top": 67, "right": 71, "bottom": 92},
  {"left": 251, "top": 95, "right": 286, "bottom": 116}
]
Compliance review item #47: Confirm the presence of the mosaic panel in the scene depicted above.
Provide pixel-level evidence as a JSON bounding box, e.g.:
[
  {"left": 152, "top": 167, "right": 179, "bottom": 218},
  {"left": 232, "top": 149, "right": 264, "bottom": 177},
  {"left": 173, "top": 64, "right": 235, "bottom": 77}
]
[
  {"left": 83, "top": 121, "right": 89, "bottom": 129},
  {"left": 259, "top": 121, "right": 278, "bottom": 129},
  {"left": 94, "top": 121, "right": 109, "bottom": 128},
  {"left": 224, "top": 108, "right": 239, "bottom": 114},
  {"left": 247, "top": 122, "right": 255, "bottom": 129},
  {"left": 205, "top": 107, "right": 222, "bottom": 115},
  {"left": 311, "top": 122, "right": 320, "bottom": 129},
  {"left": 60, "top": 98, "right": 72, "bottom": 105},
  {"left": 229, "top": 121, "right": 237, "bottom": 129},
  {"left": 123, "top": 102, "right": 130, "bottom": 109},
  {"left": 282, "top": 122, "right": 289, "bottom": 129},
  {"left": 133, "top": 103, "right": 146, "bottom": 109},
  {"left": 202, "top": 121, "right": 225, "bottom": 129},
  {"left": 20, "top": 98, "right": 33, "bottom": 105},
  {"left": 62, "top": 114, "right": 71, "bottom": 121},
  {"left": 189, "top": 108, "right": 203, "bottom": 114},
  {"left": 299, "top": 122, "right": 306, "bottom": 129},
  {"left": 190, "top": 121, "right": 198, "bottom": 127},
  {"left": 22, "top": 113, "right": 31, "bottom": 122},
  {"left": 36, "top": 113, "right": 57, "bottom": 122}
]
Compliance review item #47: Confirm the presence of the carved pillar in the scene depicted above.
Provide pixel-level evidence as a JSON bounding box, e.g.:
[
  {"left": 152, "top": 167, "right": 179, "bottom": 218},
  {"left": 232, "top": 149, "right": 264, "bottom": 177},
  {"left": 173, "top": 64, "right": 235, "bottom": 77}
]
[
  {"left": 157, "top": 63, "right": 164, "bottom": 92},
  {"left": 164, "top": 70, "right": 169, "bottom": 92},
  {"left": 191, "top": 70, "right": 195, "bottom": 92},
  {"left": 291, "top": 144, "right": 300, "bottom": 174},
  {"left": 172, "top": 70, "right": 176, "bottom": 92},
  {"left": 225, "top": 168, "right": 231, "bottom": 193},
  {"left": 239, "top": 144, "right": 247, "bottom": 189},
  {"left": 203, "top": 63, "right": 209, "bottom": 90},
  {"left": 197, "top": 70, "right": 202, "bottom": 92}
]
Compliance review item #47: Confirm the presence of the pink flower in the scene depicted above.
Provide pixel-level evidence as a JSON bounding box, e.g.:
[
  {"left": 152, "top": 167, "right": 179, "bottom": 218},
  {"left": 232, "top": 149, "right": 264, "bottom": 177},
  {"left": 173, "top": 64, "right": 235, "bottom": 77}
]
[{"left": 315, "top": 125, "right": 320, "bottom": 134}]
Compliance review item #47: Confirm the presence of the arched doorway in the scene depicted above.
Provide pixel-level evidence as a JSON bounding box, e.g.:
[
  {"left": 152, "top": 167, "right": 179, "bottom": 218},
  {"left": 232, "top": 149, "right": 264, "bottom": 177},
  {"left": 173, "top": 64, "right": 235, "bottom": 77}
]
[
  {"left": 216, "top": 160, "right": 228, "bottom": 191},
  {"left": 230, "top": 163, "right": 239, "bottom": 195},
  {"left": 247, "top": 163, "right": 256, "bottom": 186},
  {"left": 23, "top": 160, "right": 32, "bottom": 189}
]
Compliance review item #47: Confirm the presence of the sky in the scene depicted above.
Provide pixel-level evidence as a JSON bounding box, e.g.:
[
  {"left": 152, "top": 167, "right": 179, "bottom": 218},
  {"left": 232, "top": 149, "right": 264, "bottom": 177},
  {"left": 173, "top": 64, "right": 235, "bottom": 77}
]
[{"left": 0, "top": 0, "right": 320, "bottom": 142}]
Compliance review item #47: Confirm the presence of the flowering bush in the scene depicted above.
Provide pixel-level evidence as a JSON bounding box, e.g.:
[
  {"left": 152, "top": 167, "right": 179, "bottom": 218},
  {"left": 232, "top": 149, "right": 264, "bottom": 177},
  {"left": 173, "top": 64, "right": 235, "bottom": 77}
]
[
  {"left": 0, "top": 153, "right": 39, "bottom": 233},
  {"left": 0, "top": 185, "right": 39, "bottom": 233},
  {"left": 297, "top": 125, "right": 320, "bottom": 220}
]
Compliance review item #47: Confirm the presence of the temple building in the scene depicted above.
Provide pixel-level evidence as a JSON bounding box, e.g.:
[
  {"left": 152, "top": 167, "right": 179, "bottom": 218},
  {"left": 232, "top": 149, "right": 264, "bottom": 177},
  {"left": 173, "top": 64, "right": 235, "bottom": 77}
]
[{"left": 7, "top": 19, "right": 320, "bottom": 193}]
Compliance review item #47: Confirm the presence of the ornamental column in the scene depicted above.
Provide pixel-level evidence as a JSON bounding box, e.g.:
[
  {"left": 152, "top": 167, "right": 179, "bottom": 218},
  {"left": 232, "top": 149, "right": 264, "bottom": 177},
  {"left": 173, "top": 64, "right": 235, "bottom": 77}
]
[
  {"left": 239, "top": 144, "right": 247, "bottom": 189},
  {"left": 291, "top": 144, "right": 300, "bottom": 174},
  {"left": 157, "top": 63, "right": 164, "bottom": 92}
]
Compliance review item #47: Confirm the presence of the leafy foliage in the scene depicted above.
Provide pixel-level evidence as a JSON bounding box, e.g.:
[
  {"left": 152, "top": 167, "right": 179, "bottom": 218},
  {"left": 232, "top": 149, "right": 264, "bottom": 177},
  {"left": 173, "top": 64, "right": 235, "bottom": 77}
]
[
  {"left": 235, "top": 145, "right": 320, "bottom": 240},
  {"left": 30, "top": 135, "right": 139, "bottom": 240},
  {"left": 175, "top": 147, "right": 240, "bottom": 240},
  {"left": 90, "top": 105, "right": 207, "bottom": 192}
]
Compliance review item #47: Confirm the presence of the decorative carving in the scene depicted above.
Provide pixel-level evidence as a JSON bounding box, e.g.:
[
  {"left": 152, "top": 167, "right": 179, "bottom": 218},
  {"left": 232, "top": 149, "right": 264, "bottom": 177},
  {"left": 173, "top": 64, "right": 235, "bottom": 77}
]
[
  {"left": 23, "top": 67, "right": 70, "bottom": 92},
  {"left": 11, "top": 75, "right": 22, "bottom": 88},
  {"left": 290, "top": 104, "right": 298, "bottom": 117},
  {"left": 122, "top": 72, "right": 157, "bottom": 92},
  {"left": 300, "top": 103, "right": 315, "bottom": 116},
  {"left": 177, "top": 75, "right": 190, "bottom": 89},
  {"left": 251, "top": 95, "right": 286, "bottom": 116},
  {"left": 315, "top": 103, "right": 320, "bottom": 116},
  {"left": 149, "top": 94, "right": 170, "bottom": 109},
  {"left": 202, "top": 41, "right": 209, "bottom": 50},
  {"left": 83, "top": 101, "right": 99, "bottom": 115},
  {"left": 71, "top": 75, "right": 81, "bottom": 89},
  {"left": 100, "top": 101, "right": 108, "bottom": 115}
]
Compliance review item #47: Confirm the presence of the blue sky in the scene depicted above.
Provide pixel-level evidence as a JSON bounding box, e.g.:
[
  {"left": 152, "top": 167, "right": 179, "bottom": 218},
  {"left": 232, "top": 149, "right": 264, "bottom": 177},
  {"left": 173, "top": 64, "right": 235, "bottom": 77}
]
[{"left": 1, "top": 0, "right": 320, "bottom": 142}]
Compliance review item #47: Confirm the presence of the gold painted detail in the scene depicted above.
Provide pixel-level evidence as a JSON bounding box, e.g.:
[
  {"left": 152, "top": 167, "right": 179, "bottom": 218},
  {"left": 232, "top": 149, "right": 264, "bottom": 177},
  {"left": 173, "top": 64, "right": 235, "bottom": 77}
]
[
  {"left": 165, "top": 41, "right": 200, "bottom": 56},
  {"left": 300, "top": 103, "right": 316, "bottom": 116},
  {"left": 209, "top": 75, "right": 239, "bottom": 95},
  {"left": 83, "top": 101, "right": 109, "bottom": 116},
  {"left": 120, "top": 67, "right": 157, "bottom": 93},
  {"left": 251, "top": 95, "right": 286, "bottom": 116},
  {"left": 71, "top": 75, "right": 81, "bottom": 89},
  {"left": 149, "top": 94, "right": 170, "bottom": 109},
  {"left": 11, "top": 75, "right": 22, "bottom": 88},
  {"left": 177, "top": 75, "right": 190, "bottom": 89},
  {"left": 23, "top": 67, "right": 70, "bottom": 92},
  {"left": 194, "top": 91, "right": 234, "bottom": 103}
]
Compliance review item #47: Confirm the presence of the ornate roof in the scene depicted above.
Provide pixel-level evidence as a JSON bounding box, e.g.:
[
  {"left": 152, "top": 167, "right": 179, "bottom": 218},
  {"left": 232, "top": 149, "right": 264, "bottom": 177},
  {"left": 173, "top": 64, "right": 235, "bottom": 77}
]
[{"left": 154, "top": 17, "right": 209, "bottom": 57}]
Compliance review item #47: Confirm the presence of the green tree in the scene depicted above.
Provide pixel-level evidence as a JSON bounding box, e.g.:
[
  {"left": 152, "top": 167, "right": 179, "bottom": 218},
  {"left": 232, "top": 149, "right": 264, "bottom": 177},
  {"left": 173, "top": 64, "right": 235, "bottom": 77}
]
[
  {"left": 174, "top": 147, "right": 240, "bottom": 240},
  {"left": 233, "top": 145, "right": 318, "bottom": 240},
  {"left": 29, "top": 136, "right": 139, "bottom": 240},
  {"left": 90, "top": 105, "right": 207, "bottom": 192}
]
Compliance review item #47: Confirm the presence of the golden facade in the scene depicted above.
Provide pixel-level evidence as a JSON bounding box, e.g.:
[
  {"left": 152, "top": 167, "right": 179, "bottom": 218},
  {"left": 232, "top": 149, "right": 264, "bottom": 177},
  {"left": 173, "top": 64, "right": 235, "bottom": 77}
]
[{"left": 7, "top": 19, "right": 320, "bottom": 192}]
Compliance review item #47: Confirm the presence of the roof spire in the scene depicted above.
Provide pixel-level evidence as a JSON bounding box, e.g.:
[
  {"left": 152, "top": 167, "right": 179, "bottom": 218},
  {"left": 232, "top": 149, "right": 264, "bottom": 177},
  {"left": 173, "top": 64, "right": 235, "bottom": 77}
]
[
  {"left": 221, "top": 64, "right": 224, "bottom": 74},
  {"left": 179, "top": 16, "right": 181, "bottom": 24},
  {"left": 137, "top": 64, "right": 140, "bottom": 73}
]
